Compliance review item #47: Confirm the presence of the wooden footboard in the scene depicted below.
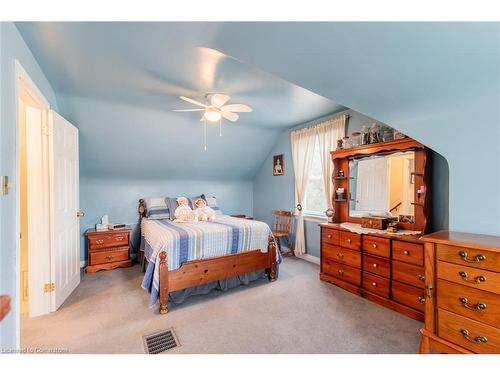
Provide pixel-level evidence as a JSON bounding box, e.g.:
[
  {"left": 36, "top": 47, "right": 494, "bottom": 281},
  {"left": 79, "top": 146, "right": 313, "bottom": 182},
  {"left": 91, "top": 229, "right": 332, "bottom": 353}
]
[{"left": 158, "top": 235, "right": 277, "bottom": 314}]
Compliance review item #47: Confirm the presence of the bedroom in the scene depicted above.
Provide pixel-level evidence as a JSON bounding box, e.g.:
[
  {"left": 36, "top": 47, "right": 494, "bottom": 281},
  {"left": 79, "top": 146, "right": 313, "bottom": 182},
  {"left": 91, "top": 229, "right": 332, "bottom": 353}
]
[{"left": 1, "top": 1, "right": 500, "bottom": 372}]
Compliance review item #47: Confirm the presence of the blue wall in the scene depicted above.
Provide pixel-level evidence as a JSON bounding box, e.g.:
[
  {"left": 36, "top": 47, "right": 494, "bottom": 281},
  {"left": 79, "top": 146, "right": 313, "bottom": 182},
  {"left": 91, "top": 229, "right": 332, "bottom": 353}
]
[
  {"left": 0, "top": 22, "right": 59, "bottom": 350},
  {"left": 253, "top": 109, "right": 449, "bottom": 257}
]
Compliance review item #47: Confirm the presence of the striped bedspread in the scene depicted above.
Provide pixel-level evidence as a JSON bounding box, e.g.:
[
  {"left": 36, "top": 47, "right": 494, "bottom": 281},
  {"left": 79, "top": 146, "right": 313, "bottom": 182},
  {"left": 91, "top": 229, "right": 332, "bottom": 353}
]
[{"left": 141, "top": 215, "right": 277, "bottom": 306}]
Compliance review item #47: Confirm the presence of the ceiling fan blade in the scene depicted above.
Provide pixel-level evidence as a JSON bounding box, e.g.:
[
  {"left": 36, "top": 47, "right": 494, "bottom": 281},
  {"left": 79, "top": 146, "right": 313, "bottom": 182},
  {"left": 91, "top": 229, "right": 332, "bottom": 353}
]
[
  {"left": 221, "top": 111, "right": 239, "bottom": 122},
  {"left": 173, "top": 109, "right": 204, "bottom": 112},
  {"left": 220, "top": 103, "right": 252, "bottom": 113},
  {"left": 211, "top": 94, "right": 230, "bottom": 108},
  {"left": 180, "top": 96, "right": 207, "bottom": 108}
]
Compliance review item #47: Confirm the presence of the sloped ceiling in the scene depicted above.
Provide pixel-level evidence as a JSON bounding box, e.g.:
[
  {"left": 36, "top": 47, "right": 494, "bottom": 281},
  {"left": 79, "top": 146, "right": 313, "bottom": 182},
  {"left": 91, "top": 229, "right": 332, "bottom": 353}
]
[{"left": 15, "top": 22, "right": 345, "bottom": 179}]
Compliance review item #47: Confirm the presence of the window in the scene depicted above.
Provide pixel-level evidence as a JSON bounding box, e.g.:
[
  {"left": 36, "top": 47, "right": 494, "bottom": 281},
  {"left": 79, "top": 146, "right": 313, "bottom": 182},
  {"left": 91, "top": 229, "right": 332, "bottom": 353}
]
[{"left": 303, "top": 138, "right": 326, "bottom": 216}]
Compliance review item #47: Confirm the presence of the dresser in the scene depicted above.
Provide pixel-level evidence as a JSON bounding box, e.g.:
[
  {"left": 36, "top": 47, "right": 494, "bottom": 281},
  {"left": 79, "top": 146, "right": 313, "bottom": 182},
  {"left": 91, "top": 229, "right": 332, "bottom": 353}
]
[
  {"left": 320, "top": 223, "right": 426, "bottom": 321},
  {"left": 85, "top": 227, "right": 132, "bottom": 273},
  {"left": 419, "top": 231, "right": 500, "bottom": 354}
]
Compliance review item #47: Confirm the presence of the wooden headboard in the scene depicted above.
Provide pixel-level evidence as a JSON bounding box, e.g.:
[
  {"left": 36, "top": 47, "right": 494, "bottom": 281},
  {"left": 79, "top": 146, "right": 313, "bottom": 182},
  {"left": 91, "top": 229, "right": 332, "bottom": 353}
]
[{"left": 138, "top": 198, "right": 146, "bottom": 222}]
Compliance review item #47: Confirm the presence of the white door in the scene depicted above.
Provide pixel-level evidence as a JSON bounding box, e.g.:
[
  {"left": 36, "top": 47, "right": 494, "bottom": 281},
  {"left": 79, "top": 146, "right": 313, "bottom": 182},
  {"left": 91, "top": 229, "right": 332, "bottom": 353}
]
[
  {"left": 25, "top": 105, "right": 52, "bottom": 317},
  {"left": 50, "top": 110, "right": 80, "bottom": 310}
]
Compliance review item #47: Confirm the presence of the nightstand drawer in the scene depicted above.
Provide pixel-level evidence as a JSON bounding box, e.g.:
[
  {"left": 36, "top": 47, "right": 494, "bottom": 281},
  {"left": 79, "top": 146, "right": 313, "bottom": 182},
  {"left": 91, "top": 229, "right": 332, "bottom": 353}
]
[
  {"left": 88, "top": 232, "right": 129, "bottom": 250},
  {"left": 392, "top": 240, "right": 423, "bottom": 266},
  {"left": 90, "top": 247, "right": 129, "bottom": 265}
]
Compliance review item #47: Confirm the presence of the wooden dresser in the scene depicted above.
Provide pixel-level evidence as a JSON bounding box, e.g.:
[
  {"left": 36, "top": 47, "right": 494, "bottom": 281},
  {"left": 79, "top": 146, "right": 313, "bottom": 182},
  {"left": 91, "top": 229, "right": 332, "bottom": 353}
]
[
  {"left": 320, "top": 223, "right": 426, "bottom": 320},
  {"left": 85, "top": 227, "right": 132, "bottom": 273},
  {"left": 419, "top": 231, "right": 500, "bottom": 353}
]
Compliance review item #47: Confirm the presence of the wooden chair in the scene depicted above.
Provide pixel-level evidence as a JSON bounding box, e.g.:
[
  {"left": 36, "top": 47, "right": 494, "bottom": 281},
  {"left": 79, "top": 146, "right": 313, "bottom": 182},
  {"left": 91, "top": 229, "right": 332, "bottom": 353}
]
[{"left": 272, "top": 210, "right": 294, "bottom": 256}]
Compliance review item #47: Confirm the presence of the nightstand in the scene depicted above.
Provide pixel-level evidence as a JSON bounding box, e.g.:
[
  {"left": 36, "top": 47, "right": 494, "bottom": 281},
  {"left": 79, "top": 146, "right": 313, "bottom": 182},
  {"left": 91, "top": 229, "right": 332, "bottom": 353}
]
[{"left": 85, "top": 227, "right": 132, "bottom": 273}]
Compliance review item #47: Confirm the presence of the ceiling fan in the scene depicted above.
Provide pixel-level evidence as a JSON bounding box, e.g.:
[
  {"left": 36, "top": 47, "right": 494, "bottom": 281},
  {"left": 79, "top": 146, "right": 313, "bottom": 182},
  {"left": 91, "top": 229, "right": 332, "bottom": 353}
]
[{"left": 173, "top": 93, "right": 252, "bottom": 150}]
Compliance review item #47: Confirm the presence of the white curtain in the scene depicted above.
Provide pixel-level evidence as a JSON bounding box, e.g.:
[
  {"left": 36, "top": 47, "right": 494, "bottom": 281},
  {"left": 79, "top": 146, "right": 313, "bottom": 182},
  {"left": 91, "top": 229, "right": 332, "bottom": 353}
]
[
  {"left": 316, "top": 115, "right": 346, "bottom": 210},
  {"left": 291, "top": 127, "right": 317, "bottom": 255}
]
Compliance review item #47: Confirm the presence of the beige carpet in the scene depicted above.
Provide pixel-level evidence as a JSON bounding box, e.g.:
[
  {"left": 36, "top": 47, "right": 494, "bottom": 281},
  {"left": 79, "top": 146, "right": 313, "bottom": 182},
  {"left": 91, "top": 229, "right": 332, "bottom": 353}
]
[{"left": 21, "top": 257, "right": 422, "bottom": 353}]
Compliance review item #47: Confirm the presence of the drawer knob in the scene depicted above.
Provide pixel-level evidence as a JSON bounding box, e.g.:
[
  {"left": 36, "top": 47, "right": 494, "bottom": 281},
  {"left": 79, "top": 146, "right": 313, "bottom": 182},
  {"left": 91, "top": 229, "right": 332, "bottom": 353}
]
[
  {"left": 459, "top": 328, "right": 488, "bottom": 344},
  {"left": 371, "top": 282, "right": 377, "bottom": 287},
  {"left": 337, "top": 269, "right": 345, "bottom": 276},
  {"left": 418, "top": 296, "right": 426, "bottom": 304},
  {"left": 372, "top": 263, "right": 378, "bottom": 268},
  {"left": 372, "top": 243, "right": 377, "bottom": 248},
  {"left": 115, "top": 236, "right": 124, "bottom": 241},
  {"left": 458, "top": 251, "right": 486, "bottom": 263},
  {"left": 346, "top": 239, "right": 352, "bottom": 243},
  {"left": 458, "top": 271, "right": 486, "bottom": 284},
  {"left": 327, "top": 234, "right": 332, "bottom": 239},
  {"left": 417, "top": 274, "right": 425, "bottom": 281},
  {"left": 96, "top": 239, "right": 104, "bottom": 245},
  {"left": 336, "top": 253, "right": 344, "bottom": 259},
  {"left": 458, "top": 297, "right": 487, "bottom": 311},
  {"left": 403, "top": 250, "right": 410, "bottom": 255},
  {"left": 105, "top": 255, "right": 113, "bottom": 261}
]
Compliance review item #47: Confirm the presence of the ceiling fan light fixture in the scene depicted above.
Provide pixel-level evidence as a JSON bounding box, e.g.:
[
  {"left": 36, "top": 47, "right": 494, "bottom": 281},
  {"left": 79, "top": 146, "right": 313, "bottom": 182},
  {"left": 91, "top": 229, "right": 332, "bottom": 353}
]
[{"left": 204, "top": 108, "right": 222, "bottom": 122}]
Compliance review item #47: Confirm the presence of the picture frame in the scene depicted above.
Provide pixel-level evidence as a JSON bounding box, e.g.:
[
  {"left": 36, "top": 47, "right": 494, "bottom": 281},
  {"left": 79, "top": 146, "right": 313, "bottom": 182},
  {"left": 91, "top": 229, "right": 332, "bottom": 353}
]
[{"left": 273, "top": 154, "right": 284, "bottom": 176}]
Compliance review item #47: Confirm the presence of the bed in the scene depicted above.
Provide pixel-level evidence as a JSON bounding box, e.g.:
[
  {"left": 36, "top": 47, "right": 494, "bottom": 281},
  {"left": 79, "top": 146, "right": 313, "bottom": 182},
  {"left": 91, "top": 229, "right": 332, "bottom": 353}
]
[{"left": 138, "top": 199, "right": 279, "bottom": 314}]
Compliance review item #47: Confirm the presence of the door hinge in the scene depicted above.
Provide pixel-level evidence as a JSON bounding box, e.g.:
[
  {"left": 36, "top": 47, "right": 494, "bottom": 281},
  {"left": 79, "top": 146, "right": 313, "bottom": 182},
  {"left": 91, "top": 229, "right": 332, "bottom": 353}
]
[
  {"left": 42, "top": 125, "right": 52, "bottom": 136},
  {"left": 44, "top": 283, "right": 55, "bottom": 293}
]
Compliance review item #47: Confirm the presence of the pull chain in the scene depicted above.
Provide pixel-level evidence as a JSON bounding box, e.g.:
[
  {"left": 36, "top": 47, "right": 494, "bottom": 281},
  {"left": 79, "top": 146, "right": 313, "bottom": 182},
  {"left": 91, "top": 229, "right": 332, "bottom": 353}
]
[
  {"left": 219, "top": 118, "right": 222, "bottom": 136},
  {"left": 204, "top": 118, "right": 207, "bottom": 151}
]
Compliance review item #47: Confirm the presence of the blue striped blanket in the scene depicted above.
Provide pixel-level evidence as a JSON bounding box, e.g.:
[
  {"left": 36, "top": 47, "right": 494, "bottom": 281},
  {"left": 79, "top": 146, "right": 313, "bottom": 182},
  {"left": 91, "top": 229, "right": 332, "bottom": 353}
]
[{"left": 141, "top": 215, "right": 279, "bottom": 306}]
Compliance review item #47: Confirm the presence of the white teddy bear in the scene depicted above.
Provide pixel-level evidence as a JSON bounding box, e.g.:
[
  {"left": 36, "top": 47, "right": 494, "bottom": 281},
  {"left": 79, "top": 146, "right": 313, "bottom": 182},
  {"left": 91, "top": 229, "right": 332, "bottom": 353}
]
[
  {"left": 173, "top": 196, "right": 198, "bottom": 223},
  {"left": 193, "top": 198, "right": 216, "bottom": 221}
]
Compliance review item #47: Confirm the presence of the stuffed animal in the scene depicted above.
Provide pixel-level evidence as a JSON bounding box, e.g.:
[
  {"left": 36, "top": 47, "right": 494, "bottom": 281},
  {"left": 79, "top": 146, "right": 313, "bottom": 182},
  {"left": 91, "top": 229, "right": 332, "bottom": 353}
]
[
  {"left": 173, "top": 197, "right": 198, "bottom": 223},
  {"left": 193, "top": 198, "right": 216, "bottom": 221}
]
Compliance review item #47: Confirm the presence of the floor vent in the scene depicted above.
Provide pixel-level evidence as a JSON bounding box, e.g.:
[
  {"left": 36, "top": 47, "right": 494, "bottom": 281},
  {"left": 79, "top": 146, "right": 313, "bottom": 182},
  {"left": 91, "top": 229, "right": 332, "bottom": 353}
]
[{"left": 143, "top": 328, "right": 180, "bottom": 354}]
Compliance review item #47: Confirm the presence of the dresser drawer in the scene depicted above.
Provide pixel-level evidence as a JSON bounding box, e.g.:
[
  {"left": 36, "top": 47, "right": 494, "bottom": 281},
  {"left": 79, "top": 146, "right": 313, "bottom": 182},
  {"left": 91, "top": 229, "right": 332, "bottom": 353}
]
[
  {"left": 321, "top": 228, "right": 340, "bottom": 246},
  {"left": 437, "top": 243, "right": 500, "bottom": 272},
  {"left": 323, "top": 244, "right": 361, "bottom": 269},
  {"left": 90, "top": 247, "right": 129, "bottom": 265},
  {"left": 392, "top": 240, "right": 423, "bottom": 266},
  {"left": 88, "top": 232, "right": 129, "bottom": 250},
  {"left": 362, "top": 272, "right": 390, "bottom": 298},
  {"left": 323, "top": 260, "right": 361, "bottom": 286},
  {"left": 340, "top": 231, "right": 361, "bottom": 251},
  {"left": 392, "top": 260, "right": 425, "bottom": 288},
  {"left": 437, "top": 279, "right": 500, "bottom": 328},
  {"left": 392, "top": 280, "right": 425, "bottom": 312},
  {"left": 437, "top": 261, "right": 500, "bottom": 295},
  {"left": 363, "top": 235, "right": 390, "bottom": 258},
  {"left": 438, "top": 309, "right": 500, "bottom": 354},
  {"left": 363, "top": 254, "right": 390, "bottom": 278}
]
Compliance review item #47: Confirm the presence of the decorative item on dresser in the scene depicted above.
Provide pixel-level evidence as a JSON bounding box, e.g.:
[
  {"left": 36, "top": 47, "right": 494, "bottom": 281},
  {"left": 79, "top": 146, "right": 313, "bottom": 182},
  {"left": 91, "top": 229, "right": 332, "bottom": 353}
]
[
  {"left": 320, "top": 137, "right": 430, "bottom": 321},
  {"left": 419, "top": 231, "right": 500, "bottom": 354},
  {"left": 85, "top": 227, "right": 132, "bottom": 273}
]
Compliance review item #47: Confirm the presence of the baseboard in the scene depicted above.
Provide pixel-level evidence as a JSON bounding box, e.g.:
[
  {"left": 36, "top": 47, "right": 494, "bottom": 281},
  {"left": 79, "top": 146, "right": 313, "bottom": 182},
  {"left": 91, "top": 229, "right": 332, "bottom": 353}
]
[{"left": 296, "top": 253, "right": 320, "bottom": 265}]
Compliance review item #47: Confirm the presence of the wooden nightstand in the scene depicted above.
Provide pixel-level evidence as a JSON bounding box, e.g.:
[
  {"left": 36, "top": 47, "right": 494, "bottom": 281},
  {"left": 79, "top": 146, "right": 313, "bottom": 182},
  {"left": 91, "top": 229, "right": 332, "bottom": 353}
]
[{"left": 85, "top": 227, "right": 132, "bottom": 273}]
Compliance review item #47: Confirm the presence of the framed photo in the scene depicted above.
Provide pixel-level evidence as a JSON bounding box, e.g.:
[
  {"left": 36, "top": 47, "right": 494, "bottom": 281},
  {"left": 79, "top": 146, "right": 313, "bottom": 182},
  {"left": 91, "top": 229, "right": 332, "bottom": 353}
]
[{"left": 273, "top": 154, "right": 284, "bottom": 176}]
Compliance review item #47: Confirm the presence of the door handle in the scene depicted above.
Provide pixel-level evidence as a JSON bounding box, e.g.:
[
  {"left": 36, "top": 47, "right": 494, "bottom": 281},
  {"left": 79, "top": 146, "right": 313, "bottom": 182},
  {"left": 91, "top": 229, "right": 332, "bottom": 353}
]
[{"left": 77, "top": 211, "right": 85, "bottom": 217}]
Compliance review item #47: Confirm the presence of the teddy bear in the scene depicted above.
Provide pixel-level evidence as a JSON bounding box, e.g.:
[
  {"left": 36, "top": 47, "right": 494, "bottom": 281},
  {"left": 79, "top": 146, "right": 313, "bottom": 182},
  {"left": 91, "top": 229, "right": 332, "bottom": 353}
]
[
  {"left": 173, "top": 196, "right": 198, "bottom": 223},
  {"left": 193, "top": 198, "right": 216, "bottom": 221}
]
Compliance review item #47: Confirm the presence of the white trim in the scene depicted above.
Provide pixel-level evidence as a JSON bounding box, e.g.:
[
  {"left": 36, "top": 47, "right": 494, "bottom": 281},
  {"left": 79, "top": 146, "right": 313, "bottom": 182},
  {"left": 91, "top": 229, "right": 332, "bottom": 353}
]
[{"left": 296, "top": 253, "right": 320, "bottom": 265}]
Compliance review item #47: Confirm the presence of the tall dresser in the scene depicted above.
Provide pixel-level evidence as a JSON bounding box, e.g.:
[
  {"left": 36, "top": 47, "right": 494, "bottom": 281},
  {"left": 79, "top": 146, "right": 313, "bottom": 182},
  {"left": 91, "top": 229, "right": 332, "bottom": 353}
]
[
  {"left": 420, "top": 231, "right": 500, "bottom": 354},
  {"left": 320, "top": 223, "right": 426, "bottom": 321}
]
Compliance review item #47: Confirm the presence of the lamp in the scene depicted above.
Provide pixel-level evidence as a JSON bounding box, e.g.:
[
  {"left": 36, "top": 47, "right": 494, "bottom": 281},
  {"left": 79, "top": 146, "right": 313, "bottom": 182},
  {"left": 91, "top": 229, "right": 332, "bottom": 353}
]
[{"left": 204, "top": 108, "right": 222, "bottom": 122}]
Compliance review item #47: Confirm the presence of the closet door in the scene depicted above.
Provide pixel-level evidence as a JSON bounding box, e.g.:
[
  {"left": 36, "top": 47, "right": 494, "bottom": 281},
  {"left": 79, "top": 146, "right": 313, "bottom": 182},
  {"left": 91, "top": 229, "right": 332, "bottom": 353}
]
[{"left": 50, "top": 110, "right": 81, "bottom": 310}]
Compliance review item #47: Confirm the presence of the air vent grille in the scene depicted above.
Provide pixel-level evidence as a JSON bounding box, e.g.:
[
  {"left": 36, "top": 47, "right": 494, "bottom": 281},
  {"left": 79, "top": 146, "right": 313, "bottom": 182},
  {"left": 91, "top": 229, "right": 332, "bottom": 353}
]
[{"left": 143, "top": 328, "right": 180, "bottom": 354}]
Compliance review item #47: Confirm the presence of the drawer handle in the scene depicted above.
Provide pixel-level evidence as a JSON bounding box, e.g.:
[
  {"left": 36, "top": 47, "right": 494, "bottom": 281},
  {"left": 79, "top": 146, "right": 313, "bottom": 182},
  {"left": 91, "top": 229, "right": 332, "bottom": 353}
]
[
  {"left": 337, "top": 269, "right": 345, "bottom": 276},
  {"left": 95, "top": 239, "right": 104, "bottom": 245},
  {"left": 346, "top": 238, "right": 352, "bottom": 243},
  {"left": 336, "top": 253, "right": 344, "bottom": 259},
  {"left": 372, "top": 263, "right": 378, "bottom": 268},
  {"left": 458, "top": 271, "right": 486, "bottom": 284},
  {"left": 115, "top": 236, "right": 124, "bottom": 241},
  {"left": 327, "top": 234, "right": 332, "bottom": 239},
  {"left": 372, "top": 243, "right": 377, "bottom": 248},
  {"left": 418, "top": 296, "right": 426, "bottom": 304},
  {"left": 105, "top": 255, "right": 113, "bottom": 261},
  {"left": 459, "top": 297, "right": 487, "bottom": 311},
  {"left": 459, "top": 328, "right": 488, "bottom": 344},
  {"left": 417, "top": 274, "right": 425, "bottom": 281},
  {"left": 403, "top": 250, "right": 410, "bottom": 255},
  {"left": 458, "top": 251, "right": 486, "bottom": 263},
  {"left": 371, "top": 282, "right": 377, "bottom": 287}
]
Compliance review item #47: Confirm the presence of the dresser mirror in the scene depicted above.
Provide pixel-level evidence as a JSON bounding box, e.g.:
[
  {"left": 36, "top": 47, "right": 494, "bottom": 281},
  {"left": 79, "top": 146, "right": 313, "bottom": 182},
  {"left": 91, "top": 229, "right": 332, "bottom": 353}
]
[{"left": 348, "top": 150, "right": 415, "bottom": 220}]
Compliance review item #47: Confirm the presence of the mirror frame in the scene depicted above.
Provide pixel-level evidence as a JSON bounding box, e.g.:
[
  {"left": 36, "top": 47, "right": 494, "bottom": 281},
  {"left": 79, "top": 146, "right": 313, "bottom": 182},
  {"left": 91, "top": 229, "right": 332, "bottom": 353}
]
[{"left": 330, "top": 138, "right": 430, "bottom": 233}]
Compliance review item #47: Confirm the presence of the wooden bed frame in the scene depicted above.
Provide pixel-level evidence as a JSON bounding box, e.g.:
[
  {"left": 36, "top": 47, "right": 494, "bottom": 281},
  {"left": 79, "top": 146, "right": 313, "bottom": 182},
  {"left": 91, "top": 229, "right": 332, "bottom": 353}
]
[{"left": 138, "top": 199, "right": 278, "bottom": 314}]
